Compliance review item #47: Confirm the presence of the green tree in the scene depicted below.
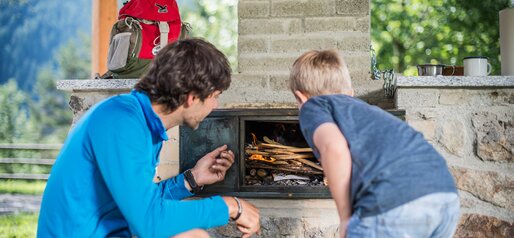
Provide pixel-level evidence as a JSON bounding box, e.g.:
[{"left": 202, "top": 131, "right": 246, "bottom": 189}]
[
  {"left": 0, "top": 80, "right": 32, "bottom": 144},
  {"left": 371, "top": 0, "right": 510, "bottom": 75},
  {"left": 29, "top": 35, "right": 91, "bottom": 143},
  {"left": 179, "top": 0, "right": 238, "bottom": 71}
]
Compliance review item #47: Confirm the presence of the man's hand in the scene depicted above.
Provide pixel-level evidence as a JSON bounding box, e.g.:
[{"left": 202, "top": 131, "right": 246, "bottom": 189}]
[
  {"left": 222, "top": 196, "right": 261, "bottom": 238},
  {"left": 191, "top": 145, "right": 234, "bottom": 186}
]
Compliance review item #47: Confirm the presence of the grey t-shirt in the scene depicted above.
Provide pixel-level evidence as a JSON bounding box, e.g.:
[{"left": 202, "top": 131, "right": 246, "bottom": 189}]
[{"left": 299, "top": 94, "right": 457, "bottom": 217}]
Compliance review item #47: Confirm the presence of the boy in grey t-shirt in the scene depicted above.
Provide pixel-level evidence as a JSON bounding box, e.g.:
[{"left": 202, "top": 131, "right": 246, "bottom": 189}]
[{"left": 289, "top": 49, "right": 460, "bottom": 238}]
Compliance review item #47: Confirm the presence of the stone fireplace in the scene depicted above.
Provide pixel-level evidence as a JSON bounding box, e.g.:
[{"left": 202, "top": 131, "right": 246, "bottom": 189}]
[{"left": 57, "top": 0, "right": 514, "bottom": 237}]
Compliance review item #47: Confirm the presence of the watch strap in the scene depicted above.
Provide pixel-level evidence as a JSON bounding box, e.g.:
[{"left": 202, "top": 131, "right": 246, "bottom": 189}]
[{"left": 184, "top": 169, "right": 203, "bottom": 193}]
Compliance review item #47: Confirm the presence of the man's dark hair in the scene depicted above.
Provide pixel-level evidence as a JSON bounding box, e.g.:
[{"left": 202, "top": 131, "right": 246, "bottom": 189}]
[{"left": 134, "top": 38, "right": 231, "bottom": 112}]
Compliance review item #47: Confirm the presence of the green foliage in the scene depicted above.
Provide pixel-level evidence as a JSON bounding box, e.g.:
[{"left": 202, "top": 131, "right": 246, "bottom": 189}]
[
  {"left": 0, "top": 212, "right": 38, "bottom": 238},
  {"left": 179, "top": 0, "right": 238, "bottom": 71},
  {"left": 0, "top": 180, "right": 46, "bottom": 195},
  {"left": 0, "top": 80, "right": 32, "bottom": 145},
  {"left": 371, "top": 0, "right": 510, "bottom": 75},
  {"left": 28, "top": 35, "right": 91, "bottom": 143}
]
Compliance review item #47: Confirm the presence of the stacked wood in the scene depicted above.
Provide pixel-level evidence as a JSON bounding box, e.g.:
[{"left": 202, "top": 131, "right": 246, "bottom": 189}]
[{"left": 245, "top": 135, "right": 323, "bottom": 175}]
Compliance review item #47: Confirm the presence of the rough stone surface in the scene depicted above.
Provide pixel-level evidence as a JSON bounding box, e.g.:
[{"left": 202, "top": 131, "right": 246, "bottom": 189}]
[
  {"left": 271, "top": 0, "right": 335, "bottom": 17},
  {"left": 209, "top": 217, "right": 339, "bottom": 238},
  {"left": 336, "top": 0, "right": 369, "bottom": 16},
  {"left": 396, "top": 76, "right": 514, "bottom": 88},
  {"left": 239, "top": 18, "right": 302, "bottom": 35},
  {"left": 304, "top": 17, "right": 356, "bottom": 32},
  {"left": 238, "top": 36, "right": 269, "bottom": 53},
  {"left": 451, "top": 167, "right": 514, "bottom": 210},
  {"left": 455, "top": 213, "right": 514, "bottom": 238},
  {"left": 270, "top": 37, "right": 337, "bottom": 53},
  {"left": 341, "top": 54, "right": 370, "bottom": 71},
  {"left": 439, "top": 89, "right": 468, "bottom": 105},
  {"left": 238, "top": 55, "right": 297, "bottom": 73},
  {"left": 336, "top": 33, "right": 370, "bottom": 52},
  {"left": 355, "top": 16, "right": 370, "bottom": 32},
  {"left": 471, "top": 111, "right": 514, "bottom": 162},
  {"left": 396, "top": 89, "right": 440, "bottom": 108},
  {"left": 408, "top": 120, "right": 436, "bottom": 141},
  {"left": 56, "top": 79, "right": 138, "bottom": 91},
  {"left": 438, "top": 119, "right": 466, "bottom": 156},
  {"left": 269, "top": 74, "right": 290, "bottom": 91},
  {"left": 238, "top": 1, "right": 270, "bottom": 18},
  {"left": 486, "top": 90, "right": 514, "bottom": 105}
]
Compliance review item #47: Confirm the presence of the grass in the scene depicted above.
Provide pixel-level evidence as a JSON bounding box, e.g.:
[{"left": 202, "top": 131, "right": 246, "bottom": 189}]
[
  {"left": 0, "top": 180, "right": 46, "bottom": 195},
  {"left": 0, "top": 213, "right": 38, "bottom": 238}
]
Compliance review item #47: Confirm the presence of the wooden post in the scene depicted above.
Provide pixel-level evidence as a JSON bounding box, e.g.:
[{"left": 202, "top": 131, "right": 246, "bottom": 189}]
[{"left": 92, "top": 0, "right": 118, "bottom": 78}]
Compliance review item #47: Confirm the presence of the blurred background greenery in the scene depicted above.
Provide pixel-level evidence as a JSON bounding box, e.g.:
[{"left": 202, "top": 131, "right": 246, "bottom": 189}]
[
  {"left": 372, "top": 0, "right": 510, "bottom": 76},
  {"left": 0, "top": 0, "right": 510, "bottom": 236}
]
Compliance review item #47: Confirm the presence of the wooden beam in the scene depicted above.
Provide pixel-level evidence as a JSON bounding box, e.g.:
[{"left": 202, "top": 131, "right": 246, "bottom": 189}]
[{"left": 92, "top": 0, "right": 118, "bottom": 77}]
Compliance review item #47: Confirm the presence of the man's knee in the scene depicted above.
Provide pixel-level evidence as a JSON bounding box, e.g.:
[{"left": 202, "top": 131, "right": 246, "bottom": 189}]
[{"left": 173, "top": 229, "right": 210, "bottom": 238}]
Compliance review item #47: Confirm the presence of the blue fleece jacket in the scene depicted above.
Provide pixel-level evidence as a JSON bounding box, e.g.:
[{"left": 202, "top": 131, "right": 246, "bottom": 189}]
[{"left": 37, "top": 90, "right": 229, "bottom": 238}]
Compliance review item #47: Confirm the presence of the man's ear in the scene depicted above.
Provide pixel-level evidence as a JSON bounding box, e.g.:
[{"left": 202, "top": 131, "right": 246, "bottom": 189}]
[{"left": 185, "top": 93, "right": 198, "bottom": 108}]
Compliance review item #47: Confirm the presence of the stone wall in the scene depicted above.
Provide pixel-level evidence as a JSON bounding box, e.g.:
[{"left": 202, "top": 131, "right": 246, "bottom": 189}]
[
  {"left": 220, "top": 0, "right": 386, "bottom": 108},
  {"left": 396, "top": 76, "right": 514, "bottom": 238}
]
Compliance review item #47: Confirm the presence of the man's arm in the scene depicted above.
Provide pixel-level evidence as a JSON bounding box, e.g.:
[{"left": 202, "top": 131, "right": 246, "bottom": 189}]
[
  {"left": 89, "top": 106, "right": 229, "bottom": 237},
  {"left": 313, "top": 122, "right": 352, "bottom": 237},
  {"left": 159, "top": 144, "right": 235, "bottom": 200}
]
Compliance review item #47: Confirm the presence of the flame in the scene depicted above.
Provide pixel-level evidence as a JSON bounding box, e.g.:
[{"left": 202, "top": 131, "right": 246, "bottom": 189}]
[{"left": 248, "top": 154, "right": 276, "bottom": 163}]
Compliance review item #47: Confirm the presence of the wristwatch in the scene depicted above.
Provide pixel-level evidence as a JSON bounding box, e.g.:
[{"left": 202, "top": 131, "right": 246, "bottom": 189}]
[{"left": 184, "top": 169, "right": 203, "bottom": 193}]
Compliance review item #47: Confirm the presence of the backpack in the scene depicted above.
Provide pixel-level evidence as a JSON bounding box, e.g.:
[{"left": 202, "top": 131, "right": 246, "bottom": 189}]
[{"left": 99, "top": 0, "right": 190, "bottom": 79}]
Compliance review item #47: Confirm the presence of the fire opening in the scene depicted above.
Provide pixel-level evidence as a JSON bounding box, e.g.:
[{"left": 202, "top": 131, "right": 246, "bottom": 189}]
[{"left": 243, "top": 121, "right": 326, "bottom": 187}]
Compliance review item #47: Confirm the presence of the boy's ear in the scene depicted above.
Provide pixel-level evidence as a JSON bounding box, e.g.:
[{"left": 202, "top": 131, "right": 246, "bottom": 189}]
[
  {"left": 294, "top": 90, "right": 309, "bottom": 104},
  {"left": 348, "top": 89, "right": 354, "bottom": 97}
]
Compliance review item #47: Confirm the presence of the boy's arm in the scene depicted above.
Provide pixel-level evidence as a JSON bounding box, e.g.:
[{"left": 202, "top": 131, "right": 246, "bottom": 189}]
[{"left": 313, "top": 122, "right": 352, "bottom": 235}]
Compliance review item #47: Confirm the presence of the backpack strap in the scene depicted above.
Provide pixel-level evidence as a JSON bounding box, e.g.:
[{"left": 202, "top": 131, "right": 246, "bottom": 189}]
[{"left": 158, "top": 21, "right": 169, "bottom": 48}]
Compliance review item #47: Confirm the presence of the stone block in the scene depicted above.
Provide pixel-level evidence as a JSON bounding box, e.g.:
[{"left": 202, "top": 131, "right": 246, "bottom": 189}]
[
  {"left": 345, "top": 54, "right": 371, "bottom": 71},
  {"left": 438, "top": 118, "right": 466, "bottom": 156},
  {"left": 455, "top": 213, "right": 514, "bottom": 238},
  {"left": 70, "top": 91, "right": 122, "bottom": 124},
  {"left": 451, "top": 167, "right": 514, "bottom": 210},
  {"left": 209, "top": 216, "right": 339, "bottom": 237},
  {"left": 480, "top": 90, "right": 514, "bottom": 106},
  {"left": 337, "top": 33, "right": 370, "bottom": 52},
  {"left": 408, "top": 120, "right": 436, "bottom": 141},
  {"left": 355, "top": 16, "right": 370, "bottom": 32},
  {"left": 304, "top": 17, "right": 356, "bottom": 33},
  {"left": 395, "top": 89, "right": 440, "bottom": 108},
  {"left": 471, "top": 111, "right": 514, "bottom": 162},
  {"left": 336, "top": 0, "right": 369, "bottom": 16},
  {"left": 238, "top": 1, "right": 270, "bottom": 18},
  {"left": 238, "top": 55, "right": 297, "bottom": 73},
  {"left": 270, "top": 37, "right": 337, "bottom": 53},
  {"left": 239, "top": 36, "right": 269, "bottom": 54},
  {"left": 269, "top": 74, "right": 290, "bottom": 91},
  {"left": 239, "top": 18, "right": 302, "bottom": 35},
  {"left": 411, "top": 109, "right": 439, "bottom": 120},
  {"left": 271, "top": 0, "right": 335, "bottom": 17},
  {"left": 439, "top": 89, "right": 468, "bottom": 105},
  {"left": 219, "top": 74, "right": 298, "bottom": 106}
]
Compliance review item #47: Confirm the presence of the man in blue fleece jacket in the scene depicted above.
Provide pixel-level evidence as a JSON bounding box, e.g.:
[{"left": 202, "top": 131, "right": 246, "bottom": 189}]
[{"left": 37, "top": 39, "right": 261, "bottom": 238}]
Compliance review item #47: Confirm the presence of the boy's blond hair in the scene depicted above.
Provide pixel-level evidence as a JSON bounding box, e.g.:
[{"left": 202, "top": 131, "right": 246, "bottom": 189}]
[{"left": 289, "top": 49, "right": 352, "bottom": 96}]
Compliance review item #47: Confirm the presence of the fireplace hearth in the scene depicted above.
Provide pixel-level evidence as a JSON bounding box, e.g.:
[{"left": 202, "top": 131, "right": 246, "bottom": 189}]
[{"left": 179, "top": 109, "right": 404, "bottom": 199}]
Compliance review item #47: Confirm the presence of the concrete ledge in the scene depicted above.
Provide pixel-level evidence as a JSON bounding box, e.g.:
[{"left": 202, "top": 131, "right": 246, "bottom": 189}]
[
  {"left": 397, "top": 76, "right": 514, "bottom": 88},
  {"left": 56, "top": 79, "right": 139, "bottom": 92}
]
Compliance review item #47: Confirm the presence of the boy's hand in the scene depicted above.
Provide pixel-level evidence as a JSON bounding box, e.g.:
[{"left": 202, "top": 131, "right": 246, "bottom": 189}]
[{"left": 191, "top": 145, "right": 234, "bottom": 186}]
